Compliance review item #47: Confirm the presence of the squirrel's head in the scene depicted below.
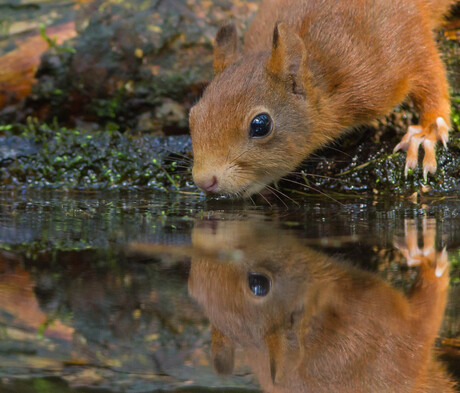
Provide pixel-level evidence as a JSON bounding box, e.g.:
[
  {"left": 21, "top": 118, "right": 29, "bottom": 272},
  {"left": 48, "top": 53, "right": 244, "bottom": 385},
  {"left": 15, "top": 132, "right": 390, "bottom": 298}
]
[
  {"left": 188, "top": 217, "right": 329, "bottom": 383},
  {"left": 190, "top": 23, "right": 316, "bottom": 197}
]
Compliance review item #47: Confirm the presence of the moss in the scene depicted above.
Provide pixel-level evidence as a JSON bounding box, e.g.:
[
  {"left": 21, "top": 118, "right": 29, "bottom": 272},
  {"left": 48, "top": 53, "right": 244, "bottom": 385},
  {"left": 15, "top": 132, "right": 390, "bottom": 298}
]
[
  {"left": 0, "top": 119, "right": 193, "bottom": 190},
  {"left": 1, "top": 114, "right": 458, "bottom": 194}
]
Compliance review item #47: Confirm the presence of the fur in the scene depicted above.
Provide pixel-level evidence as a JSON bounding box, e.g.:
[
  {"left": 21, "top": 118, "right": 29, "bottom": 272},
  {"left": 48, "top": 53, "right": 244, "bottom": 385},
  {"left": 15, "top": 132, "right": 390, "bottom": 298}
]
[
  {"left": 188, "top": 218, "right": 457, "bottom": 392},
  {"left": 190, "top": 0, "right": 455, "bottom": 197}
]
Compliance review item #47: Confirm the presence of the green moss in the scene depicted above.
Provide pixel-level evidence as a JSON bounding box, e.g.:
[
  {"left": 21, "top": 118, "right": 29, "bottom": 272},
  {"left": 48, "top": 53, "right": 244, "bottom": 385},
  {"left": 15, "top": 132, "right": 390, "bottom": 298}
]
[
  {"left": 451, "top": 248, "right": 460, "bottom": 285},
  {"left": 0, "top": 119, "right": 193, "bottom": 190}
]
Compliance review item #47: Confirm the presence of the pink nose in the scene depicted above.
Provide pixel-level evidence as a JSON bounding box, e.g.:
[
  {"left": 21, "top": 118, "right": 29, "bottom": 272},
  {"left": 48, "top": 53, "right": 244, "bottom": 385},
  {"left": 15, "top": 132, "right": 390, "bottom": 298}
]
[{"left": 195, "top": 175, "right": 218, "bottom": 192}]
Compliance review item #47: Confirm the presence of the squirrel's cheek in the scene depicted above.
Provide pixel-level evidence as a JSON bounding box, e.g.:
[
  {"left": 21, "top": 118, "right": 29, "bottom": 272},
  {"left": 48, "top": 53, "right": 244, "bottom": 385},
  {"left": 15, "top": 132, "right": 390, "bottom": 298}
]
[{"left": 192, "top": 161, "right": 250, "bottom": 195}]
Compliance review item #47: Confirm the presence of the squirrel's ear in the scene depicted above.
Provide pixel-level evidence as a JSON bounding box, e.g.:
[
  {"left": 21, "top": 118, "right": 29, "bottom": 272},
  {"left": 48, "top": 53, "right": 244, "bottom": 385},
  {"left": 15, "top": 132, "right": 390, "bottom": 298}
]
[
  {"left": 214, "top": 23, "right": 239, "bottom": 75},
  {"left": 265, "top": 309, "right": 303, "bottom": 384},
  {"left": 211, "top": 326, "right": 235, "bottom": 375},
  {"left": 267, "top": 23, "right": 307, "bottom": 96}
]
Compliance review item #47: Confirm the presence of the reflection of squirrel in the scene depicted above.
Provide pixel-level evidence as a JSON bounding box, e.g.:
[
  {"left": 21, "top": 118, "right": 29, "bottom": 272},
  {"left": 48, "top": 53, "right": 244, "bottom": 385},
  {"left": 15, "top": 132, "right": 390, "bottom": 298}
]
[
  {"left": 188, "top": 219, "right": 456, "bottom": 392},
  {"left": 190, "top": 0, "right": 456, "bottom": 197}
]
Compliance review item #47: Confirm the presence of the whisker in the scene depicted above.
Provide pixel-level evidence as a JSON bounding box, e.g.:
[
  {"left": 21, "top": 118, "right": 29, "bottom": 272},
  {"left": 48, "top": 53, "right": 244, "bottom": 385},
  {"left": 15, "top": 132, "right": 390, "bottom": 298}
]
[
  {"left": 257, "top": 191, "right": 272, "bottom": 207},
  {"left": 228, "top": 171, "right": 271, "bottom": 207},
  {"left": 167, "top": 165, "right": 192, "bottom": 170},
  {"left": 320, "top": 145, "right": 353, "bottom": 158},
  {"left": 265, "top": 184, "right": 299, "bottom": 207},
  {"left": 264, "top": 186, "right": 289, "bottom": 208},
  {"left": 232, "top": 170, "right": 299, "bottom": 208},
  {"left": 248, "top": 195, "right": 256, "bottom": 206},
  {"left": 227, "top": 145, "right": 256, "bottom": 167},
  {"left": 279, "top": 177, "right": 344, "bottom": 206},
  {"left": 304, "top": 153, "right": 326, "bottom": 160},
  {"left": 161, "top": 157, "right": 193, "bottom": 165},
  {"left": 167, "top": 170, "right": 191, "bottom": 175},
  {"left": 288, "top": 171, "right": 339, "bottom": 181},
  {"left": 160, "top": 150, "right": 194, "bottom": 163}
]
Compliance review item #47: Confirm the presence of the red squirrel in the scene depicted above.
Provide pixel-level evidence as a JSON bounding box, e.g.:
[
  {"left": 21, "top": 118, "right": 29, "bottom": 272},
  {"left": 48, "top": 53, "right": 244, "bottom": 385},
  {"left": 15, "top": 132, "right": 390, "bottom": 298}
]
[
  {"left": 188, "top": 218, "right": 456, "bottom": 392},
  {"left": 189, "top": 0, "right": 456, "bottom": 197}
]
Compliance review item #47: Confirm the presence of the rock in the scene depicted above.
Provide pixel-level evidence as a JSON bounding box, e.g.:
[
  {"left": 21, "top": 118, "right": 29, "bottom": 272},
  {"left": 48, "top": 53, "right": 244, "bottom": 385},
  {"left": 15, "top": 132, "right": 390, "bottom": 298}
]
[
  {"left": 135, "top": 111, "right": 160, "bottom": 134},
  {"left": 0, "top": 135, "right": 38, "bottom": 163},
  {"left": 0, "top": 0, "right": 259, "bottom": 132}
]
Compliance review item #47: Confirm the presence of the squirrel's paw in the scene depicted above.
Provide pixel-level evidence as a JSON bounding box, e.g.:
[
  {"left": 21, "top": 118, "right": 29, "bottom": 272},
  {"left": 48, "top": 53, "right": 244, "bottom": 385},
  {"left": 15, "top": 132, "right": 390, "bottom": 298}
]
[
  {"left": 395, "top": 219, "right": 448, "bottom": 280},
  {"left": 393, "top": 117, "right": 449, "bottom": 181}
]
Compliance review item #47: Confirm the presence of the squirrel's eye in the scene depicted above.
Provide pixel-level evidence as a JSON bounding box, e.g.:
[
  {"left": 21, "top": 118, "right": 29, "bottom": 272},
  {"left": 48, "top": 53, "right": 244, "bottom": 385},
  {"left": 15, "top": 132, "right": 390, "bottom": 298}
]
[
  {"left": 249, "top": 113, "right": 273, "bottom": 138},
  {"left": 248, "top": 273, "right": 271, "bottom": 296}
]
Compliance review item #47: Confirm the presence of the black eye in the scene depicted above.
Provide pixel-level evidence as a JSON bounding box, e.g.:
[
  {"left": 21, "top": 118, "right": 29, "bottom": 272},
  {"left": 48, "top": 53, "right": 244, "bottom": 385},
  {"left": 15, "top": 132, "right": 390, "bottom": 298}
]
[
  {"left": 249, "top": 113, "right": 273, "bottom": 138},
  {"left": 248, "top": 273, "right": 271, "bottom": 296}
]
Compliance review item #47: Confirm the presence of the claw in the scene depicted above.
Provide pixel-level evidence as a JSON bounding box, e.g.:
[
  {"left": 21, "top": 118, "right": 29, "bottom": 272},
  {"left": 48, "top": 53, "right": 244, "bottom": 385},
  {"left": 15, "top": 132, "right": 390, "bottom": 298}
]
[
  {"left": 442, "top": 138, "right": 447, "bottom": 149},
  {"left": 422, "top": 139, "right": 437, "bottom": 182},
  {"left": 395, "top": 118, "right": 449, "bottom": 178},
  {"left": 435, "top": 248, "right": 448, "bottom": 278},
  {"left": 435, "top": 263, "right": 447, "bottom": 278},
  {"left": 393, "top": 142, "right": 403, "bottom": 153},
  {"left": 396, "top": 220, "right": 448, "bottom": 280},
  {"left": 404, "top": 135, "right": 422, "bottom": 176},
  {"left": 404, "top": 163, "right": 409, "bottom": 177},
  {"left": 436, "top": 117, "right": 449, "bottom": 149},
  {"left": 394, "top": 125, "right": 422, "bottom": 153}
]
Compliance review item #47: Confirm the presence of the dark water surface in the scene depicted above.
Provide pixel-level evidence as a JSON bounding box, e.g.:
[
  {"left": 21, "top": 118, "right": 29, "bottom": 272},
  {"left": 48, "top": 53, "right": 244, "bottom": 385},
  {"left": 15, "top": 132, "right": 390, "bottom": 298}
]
[{"left": 0, "top": 191, "right": 458, "bottom": 392}]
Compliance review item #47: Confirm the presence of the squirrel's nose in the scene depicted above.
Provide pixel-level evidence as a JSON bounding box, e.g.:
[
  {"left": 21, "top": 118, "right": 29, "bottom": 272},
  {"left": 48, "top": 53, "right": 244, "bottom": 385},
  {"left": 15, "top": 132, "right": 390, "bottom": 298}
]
[{"left": 194, "top": 175, "right": 218, "bottom": 192}]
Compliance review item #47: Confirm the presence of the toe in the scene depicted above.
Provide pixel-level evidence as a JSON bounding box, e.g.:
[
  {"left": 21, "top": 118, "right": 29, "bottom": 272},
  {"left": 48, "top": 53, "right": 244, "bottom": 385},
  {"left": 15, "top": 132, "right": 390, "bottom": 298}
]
[
  {"left": 404, "top": 135, "right": 422, "bottom": 176},
  {"left": 435, "top": 248, "right": 448, "bottom": 278},
  {"left": 422, "top": 218, "right": 436, "bottom": 254},
  {"left": 436, "top": 117, "right": 449, "bottom": 148},
  {"left": 422, "top": 139, "right": 437, "bottom": 181},
  {"left": 394, "top": 125, "right": 422, "bottom": 153}
]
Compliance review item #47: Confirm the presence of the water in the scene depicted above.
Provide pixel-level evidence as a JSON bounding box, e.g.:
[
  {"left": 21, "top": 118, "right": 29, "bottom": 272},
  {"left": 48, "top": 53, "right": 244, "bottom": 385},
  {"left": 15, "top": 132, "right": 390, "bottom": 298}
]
[{"left": 0, "top": 190, "right": 458, "bottom": 392}]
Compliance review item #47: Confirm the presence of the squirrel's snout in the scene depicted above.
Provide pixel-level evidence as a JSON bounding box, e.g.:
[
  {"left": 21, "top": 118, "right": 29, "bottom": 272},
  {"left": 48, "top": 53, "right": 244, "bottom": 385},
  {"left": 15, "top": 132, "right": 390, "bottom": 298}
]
[
  {"left": 194, "top": 174, "right": 219, "bottom": 193},
  {"left": 192, "top": 162, "right": 257, "bottom": 196}
]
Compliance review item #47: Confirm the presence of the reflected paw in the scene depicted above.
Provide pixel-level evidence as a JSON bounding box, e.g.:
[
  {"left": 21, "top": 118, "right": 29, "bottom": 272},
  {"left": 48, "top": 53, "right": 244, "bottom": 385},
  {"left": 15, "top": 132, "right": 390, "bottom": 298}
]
[
  {"left": 393, "top": 117, "right": 449, "bottom": 181},
  {"left": 395, "top": 218, "right": 448, "bottom": 280}
]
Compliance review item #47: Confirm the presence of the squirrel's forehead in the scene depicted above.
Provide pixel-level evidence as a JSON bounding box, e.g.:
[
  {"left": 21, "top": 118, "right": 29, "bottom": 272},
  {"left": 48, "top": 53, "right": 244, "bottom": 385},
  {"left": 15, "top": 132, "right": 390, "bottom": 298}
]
[
  {"left": 202, "top": 60, "right": 265, "bottom": 101},
  {"left": 194, "top": 92, "right": 253, "bottom": 128},
  {"left": 190, "top": 65, "right": 267, "bottom": 132}
]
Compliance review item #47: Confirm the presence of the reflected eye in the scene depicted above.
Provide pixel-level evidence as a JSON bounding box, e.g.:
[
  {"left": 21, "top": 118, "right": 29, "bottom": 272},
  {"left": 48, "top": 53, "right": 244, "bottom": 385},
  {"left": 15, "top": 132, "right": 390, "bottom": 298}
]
[
  {"left": 249, "top": 113, "right": 273, "bottom": 138},
  {"left": 248, "top": 273, "right": 271, "bottom": 296}
]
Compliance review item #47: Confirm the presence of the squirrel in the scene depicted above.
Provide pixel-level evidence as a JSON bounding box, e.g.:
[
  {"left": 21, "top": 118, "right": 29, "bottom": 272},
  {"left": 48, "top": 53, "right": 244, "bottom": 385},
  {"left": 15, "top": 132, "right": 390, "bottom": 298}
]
[
  {"left": 188, "top": 217, "right": 456, "bottom": 392},
  {"left": 189, "top": 0, "right": 456, "bottom": 197}
]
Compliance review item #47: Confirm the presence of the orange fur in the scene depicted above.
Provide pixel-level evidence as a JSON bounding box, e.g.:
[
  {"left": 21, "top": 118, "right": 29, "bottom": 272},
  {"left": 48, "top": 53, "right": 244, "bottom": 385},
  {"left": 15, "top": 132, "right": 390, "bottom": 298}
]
[
  {"left": 188, "top": 219, "right": 456, "bottom": 392},
  {"left": 190, "top": 0, "right": 456, "bottom": 197}
]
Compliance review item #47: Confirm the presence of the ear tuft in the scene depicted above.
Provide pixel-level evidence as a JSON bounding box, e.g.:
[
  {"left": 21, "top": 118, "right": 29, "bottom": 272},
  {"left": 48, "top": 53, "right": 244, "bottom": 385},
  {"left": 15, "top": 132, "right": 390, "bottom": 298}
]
[
  {"left": 267, "top": 23, "right": 307, "bottom": 96},
  {"left": 272, "top": 23, "right": 280, "bottom": 49},
  {"left": 214, "top": 23, "right": 239, "bottom": 75},
  {"left": 265, "top": 323, "right": 302, "bottom": 385},
  {"left": 211, "top": 326, "right": 235, "bottom": 375},
  {"left": 216, "top": 23, "right": 237, "bottom": 46}
]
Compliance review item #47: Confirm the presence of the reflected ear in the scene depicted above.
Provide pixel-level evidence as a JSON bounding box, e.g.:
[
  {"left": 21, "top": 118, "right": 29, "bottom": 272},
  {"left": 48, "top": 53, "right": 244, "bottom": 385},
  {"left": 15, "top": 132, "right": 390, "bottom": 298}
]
[
  {"left": 214, "top": 23, "right": 239, "bottom": 75},
  {"left": 265, "top": 309, "right": 303, "bottom": 384},
  {"left": 266, "top": 23, "right": 307, "bottom": 96},
  {"left": 211, "top": 326, "right": 235, "bottom": 375}
]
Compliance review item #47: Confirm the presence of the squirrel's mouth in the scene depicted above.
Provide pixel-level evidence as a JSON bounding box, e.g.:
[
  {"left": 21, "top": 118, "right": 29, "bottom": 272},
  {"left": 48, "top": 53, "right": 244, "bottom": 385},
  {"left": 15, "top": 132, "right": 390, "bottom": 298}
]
[
  {"left": 193, "top": 162, "right": 273, "bottom": 199},
  {"left": 240, "top": 182, "right": 269, "bottom": 198},
  {"left": 201, "top": 181, "right": 272, "bottom": 200},
  {"left": 205, "top": 183, "right": 261, "bottom": 199}
]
